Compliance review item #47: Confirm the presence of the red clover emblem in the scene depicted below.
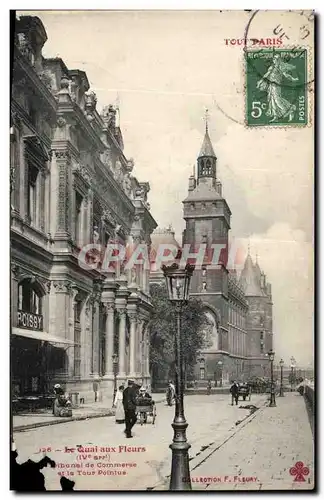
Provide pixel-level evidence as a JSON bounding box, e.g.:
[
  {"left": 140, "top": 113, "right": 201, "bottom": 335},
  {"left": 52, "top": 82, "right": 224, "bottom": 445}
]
[{"left": 289, "top": 461, "right": 310, "bottom": 482}]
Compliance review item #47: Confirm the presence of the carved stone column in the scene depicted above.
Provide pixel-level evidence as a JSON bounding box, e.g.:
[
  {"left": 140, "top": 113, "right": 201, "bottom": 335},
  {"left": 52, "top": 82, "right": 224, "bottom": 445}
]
[
  {"left": 11, "top": 264, "right": 20, "bottom": 327},
  {"left": 67, "top": 286, "right": 79, "bottom": 379},
  {"left": 53, "top": 281, "right": 72, "bottom": 378},
  {"left": 82, "top": 195, "right": 88, "bottom": 248},
  {"left": 128, "top": 312, "right": 137, "bottom": 377},
  {"left": 91, "top": 294, "right": 100, "bottom": 378},
  {"left": 103, "top": 302, "right": 115, "bottom": 377},
  {"left": 136, "top": 319, "right": 145, "bottom": 379},
  {"left": 53, "top": 150, "right": 71, "bottom": 239},
  {"left": 144, "top": 326, "right": 150, "bottom": 378},
  {"left": 39, "top": 170, "right": 46, "bottom": 232},
  {"left": 117, "top": 308, "right": 127, "bottom": 378}
]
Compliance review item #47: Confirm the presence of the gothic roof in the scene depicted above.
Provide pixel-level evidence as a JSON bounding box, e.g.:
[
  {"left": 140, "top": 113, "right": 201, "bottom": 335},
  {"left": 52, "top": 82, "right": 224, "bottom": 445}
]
[
  {"left": 254, "top": 260, "right": 262, "bottom": 281},
  {"left": 183, "top": 182, "right": 222, "bottom": 202},
  {"left": 150, "top": 228, "right": 181, "bottom": 262},
  {"left": 198, "top": 129, "right": 217, "bottom": 158},
  {"left": 239, "top": 254, "right": 265, "bottom": 296}
]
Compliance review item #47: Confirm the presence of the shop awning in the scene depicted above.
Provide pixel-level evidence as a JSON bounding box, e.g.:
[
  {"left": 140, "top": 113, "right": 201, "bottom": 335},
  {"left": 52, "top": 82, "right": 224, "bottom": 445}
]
[{"left": 11, "top": 328, "right": 75, "bottom": 346}]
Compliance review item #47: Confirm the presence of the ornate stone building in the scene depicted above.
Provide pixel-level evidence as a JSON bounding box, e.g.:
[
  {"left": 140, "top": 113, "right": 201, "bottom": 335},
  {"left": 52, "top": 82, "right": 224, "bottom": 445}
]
[{"left": 10, "top": 16, "right": 157, "bottom": 402}]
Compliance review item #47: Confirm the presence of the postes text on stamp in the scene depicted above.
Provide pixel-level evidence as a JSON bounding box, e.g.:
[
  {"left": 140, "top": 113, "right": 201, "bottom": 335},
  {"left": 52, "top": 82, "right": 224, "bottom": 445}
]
[{"left": 245, "top": 49, "right": 308, "bottom": 127}]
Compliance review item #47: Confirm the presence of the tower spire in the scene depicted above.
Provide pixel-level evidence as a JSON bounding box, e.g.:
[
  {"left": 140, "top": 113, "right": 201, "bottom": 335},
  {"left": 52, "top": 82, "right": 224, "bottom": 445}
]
[
  {"left": 204, "top": 107, "right": 209, "bottom": 133},
  {"left": 198, "top": 109, "right": 216, "bottom": 159},
  {"left": 248, "top": 239, "right": 251, "bottom": 255}
]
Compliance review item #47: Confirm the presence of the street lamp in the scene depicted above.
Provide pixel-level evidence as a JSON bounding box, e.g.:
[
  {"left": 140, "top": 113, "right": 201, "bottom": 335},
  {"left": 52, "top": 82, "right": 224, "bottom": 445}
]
[
  {"left": 162, "top": 263, "right": 194, "bottom": 491},
  {"left": 112, "top": 353, "right": 118, "bottom": 407},
  {"left": 290, "top": 357, "right": 296, "bottom": 392},
  {"left": 279, "top": 359, "right": 284, "bottom": 397},
  {"left": 268, "top": 349, "right": 276, "bottom": 407},
  {"left": 218, "top": 361, "right": 223, "bottom": 387}
]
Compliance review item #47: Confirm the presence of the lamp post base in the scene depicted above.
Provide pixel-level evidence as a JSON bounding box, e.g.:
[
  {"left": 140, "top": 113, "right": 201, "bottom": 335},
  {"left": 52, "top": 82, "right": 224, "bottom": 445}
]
[
  {"left": 269, "top": 395, "right": 277, "bottom": 407},
  {"left": 169, "top": 441, "right": 192, "bottom": 491},
  {"left": 279, "top": 389, "right": 284, "bottom": 397}
]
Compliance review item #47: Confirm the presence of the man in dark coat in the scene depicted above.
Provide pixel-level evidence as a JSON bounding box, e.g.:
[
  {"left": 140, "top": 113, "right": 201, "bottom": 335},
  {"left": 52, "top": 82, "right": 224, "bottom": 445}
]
[
  {"left": 230, "top": 381, "right": 239, "bottom": 405},
  {"left": 122, "top": 380, "right": 138, "bottom": 438}
]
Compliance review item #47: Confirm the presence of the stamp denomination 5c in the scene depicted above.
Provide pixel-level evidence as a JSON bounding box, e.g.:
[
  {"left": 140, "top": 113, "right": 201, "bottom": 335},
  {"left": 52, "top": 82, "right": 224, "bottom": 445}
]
[{"left": 245, "top": 49, "right": 308, "bottom": 127}]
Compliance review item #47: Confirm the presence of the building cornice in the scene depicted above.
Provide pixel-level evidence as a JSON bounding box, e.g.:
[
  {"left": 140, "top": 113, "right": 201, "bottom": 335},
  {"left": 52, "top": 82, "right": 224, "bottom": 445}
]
[{"left": 14, "top": 49, "right": 57, "bottom": 112}]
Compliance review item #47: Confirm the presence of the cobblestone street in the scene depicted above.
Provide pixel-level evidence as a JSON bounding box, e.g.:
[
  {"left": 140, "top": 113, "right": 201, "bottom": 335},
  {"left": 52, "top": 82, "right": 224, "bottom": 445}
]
[
  {"left": 13, "top": 393, "right": 314, "bottom": 491},
  {"left": 13, "top": 394, "right": 263, "bottom": 490},
  {"left": 189, "top": 393, "right": 314, "bottom": 491}
]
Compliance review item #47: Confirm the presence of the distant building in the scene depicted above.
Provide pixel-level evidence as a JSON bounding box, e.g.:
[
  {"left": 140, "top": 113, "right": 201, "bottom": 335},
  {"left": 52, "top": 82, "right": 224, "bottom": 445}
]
[
  {"left": 10, "top": 16, "right": 157, "bottom": 402},
  {"left": 239, "top": 253, "right": 273, "bottom": 378},
  {"left": 150, "top": 225, "right": 181, "bottom": 285}
]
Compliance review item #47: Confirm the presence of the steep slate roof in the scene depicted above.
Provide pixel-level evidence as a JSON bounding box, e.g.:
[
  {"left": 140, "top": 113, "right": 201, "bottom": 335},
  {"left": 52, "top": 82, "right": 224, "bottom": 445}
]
[
  {"left": 150, "top": 228, "right": 181, "bottom": 261},
  {"left": 198, "top": 129, "right": 217, "bottom": 158},
  {"left": 254, "top": 260, "right": 262, "bottom": 281},
  {"left": 239, "top": 254, "right": 264, "bottom": 296},
  {"left": 183, "top": 181, "right": 222, "bottom": 202}
]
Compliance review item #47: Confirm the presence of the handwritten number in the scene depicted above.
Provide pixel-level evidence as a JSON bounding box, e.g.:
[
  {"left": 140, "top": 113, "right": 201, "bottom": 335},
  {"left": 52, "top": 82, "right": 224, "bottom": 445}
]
[{"left": 300, "top": 25, "right": 310, "bottom": 40}]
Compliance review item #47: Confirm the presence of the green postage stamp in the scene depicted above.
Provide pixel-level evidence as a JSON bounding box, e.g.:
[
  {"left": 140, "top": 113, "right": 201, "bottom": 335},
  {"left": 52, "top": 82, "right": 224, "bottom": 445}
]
[{"left": 245, "top": 49, "right": 308, "bottom": 127}]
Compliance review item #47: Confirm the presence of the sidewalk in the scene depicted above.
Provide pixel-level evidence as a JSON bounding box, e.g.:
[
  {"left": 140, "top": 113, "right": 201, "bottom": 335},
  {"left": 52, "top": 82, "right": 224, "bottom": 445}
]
[
  {"left": 13, "top": 393, "right": 165, "bottom": 432},
  {"left": 189, "top": 393, "right": 314, "bottom": 491}
]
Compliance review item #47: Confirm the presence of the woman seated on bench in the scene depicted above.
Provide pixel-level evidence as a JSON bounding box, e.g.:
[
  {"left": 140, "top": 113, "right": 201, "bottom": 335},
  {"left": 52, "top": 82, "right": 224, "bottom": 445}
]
[{"left": 53, "top": 384, "right": 72, "bottom": 417}]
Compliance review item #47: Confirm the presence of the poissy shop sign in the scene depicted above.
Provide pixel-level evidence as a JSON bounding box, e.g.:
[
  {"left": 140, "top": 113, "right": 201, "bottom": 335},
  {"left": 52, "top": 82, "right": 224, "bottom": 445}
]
[{"left": 17, "top": 310, "right": 43, "bottom": 331}]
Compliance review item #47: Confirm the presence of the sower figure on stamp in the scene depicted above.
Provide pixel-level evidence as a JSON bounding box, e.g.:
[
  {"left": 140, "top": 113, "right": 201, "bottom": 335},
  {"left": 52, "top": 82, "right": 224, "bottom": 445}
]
[
  {"left": 230, "top": 381, "right": 239, "bottom": 406},
  {"left": 256, "top": 54, "right": 299, "bottom": 123},
  {"left": 122, "top": 380, "right": 137, "bottom": 438}
]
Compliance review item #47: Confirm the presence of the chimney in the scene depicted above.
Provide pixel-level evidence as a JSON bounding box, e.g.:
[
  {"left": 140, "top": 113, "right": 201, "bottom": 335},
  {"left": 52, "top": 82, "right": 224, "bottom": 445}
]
[{"left": 188, "top": 175, "right": 196, "bottom": 192}]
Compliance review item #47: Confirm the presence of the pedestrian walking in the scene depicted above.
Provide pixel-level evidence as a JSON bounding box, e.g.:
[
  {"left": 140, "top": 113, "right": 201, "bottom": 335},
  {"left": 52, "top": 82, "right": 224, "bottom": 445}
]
[
  {"left": 166, "top": 380, "right": 175, "bottom": 406},
  {"left": 230, "top": 381, "right": 239, "bottom": 405},
  {"left": 114, "top": 385, "right": 125, "bottom": 424},
  {"left": 207, "top": 379, "right": 212, "bottom": 395},
  {"left": 122, "top": 380, "right": 138, "bottom": 438}
]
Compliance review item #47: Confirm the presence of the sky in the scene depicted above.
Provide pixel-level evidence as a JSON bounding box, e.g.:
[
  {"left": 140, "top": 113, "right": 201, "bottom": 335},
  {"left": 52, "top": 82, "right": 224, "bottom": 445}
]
[{"left": 20, "top": 10, "right": 314, "bottom": 366}]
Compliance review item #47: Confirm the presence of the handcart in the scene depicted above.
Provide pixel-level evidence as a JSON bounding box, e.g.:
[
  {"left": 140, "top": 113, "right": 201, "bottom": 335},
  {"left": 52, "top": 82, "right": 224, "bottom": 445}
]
[{"left": 136, "top": 400, "right": 157, "bottom": 425}]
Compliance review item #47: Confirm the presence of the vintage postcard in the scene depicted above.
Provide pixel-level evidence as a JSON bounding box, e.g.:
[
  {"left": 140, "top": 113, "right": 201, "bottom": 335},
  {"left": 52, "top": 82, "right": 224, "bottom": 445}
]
[{"left": 10, "top": 9, "right": 315, "bottom": 491}]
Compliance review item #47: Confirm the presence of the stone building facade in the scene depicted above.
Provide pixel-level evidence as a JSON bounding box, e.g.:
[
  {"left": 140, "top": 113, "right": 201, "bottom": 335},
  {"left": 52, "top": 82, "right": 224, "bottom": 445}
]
[
  {"left": 10, "top": 16, "right": 157, "bottom": 402},
  {"left": 239, "top": 253, "right": 273, "bottom": 378}
]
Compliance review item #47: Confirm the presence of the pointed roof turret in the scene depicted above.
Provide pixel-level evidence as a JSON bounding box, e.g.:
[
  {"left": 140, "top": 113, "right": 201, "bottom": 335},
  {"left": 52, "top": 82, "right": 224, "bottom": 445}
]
[
  {"left": 239, "top": 253, "right": 264, "bottom": 296},
  {"left": 198, "top": 108, "right": 217, "bottom": 158},
  {"left": 254, "top": 253, "right": 262, "bottom": 282},
  {"left": 198, "top": 128, "right": 217, "bottom": 158}
]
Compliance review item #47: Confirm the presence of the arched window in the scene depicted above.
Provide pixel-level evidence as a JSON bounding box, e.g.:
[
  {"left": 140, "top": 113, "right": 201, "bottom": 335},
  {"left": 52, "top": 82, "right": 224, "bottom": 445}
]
[
  {"left": 206, "top": 159, "right": 212, "bottom": 175},
  {"left": 18, "top": 278, "right": 43, "bottom": 315},
  {"left": 203, "top": 310, "right": 219, "bottom": 350}
]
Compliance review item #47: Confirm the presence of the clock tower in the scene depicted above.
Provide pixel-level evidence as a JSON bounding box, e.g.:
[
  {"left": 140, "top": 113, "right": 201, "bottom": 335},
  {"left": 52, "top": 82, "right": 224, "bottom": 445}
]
[{"left": 182, "top": 123, "right": 231, "bottom": 356}]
